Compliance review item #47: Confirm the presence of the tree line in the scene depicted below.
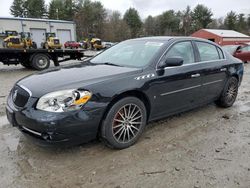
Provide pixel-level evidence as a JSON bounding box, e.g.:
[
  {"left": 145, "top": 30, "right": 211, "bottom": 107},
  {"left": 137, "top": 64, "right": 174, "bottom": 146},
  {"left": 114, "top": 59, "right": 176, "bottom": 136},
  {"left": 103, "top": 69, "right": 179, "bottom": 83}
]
[{"left": 10, "top": 0, "right": 250, "bottom": 41}]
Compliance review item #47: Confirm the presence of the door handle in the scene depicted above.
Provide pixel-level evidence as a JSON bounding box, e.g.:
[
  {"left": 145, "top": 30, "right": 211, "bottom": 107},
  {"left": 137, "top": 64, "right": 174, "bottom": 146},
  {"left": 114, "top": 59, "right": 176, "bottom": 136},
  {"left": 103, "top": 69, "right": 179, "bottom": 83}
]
[
  {"left": 220, "top": 68, "right": 227, "bottom": 72},
  {"left": 191, "top": 73, "right": 200, "bottom": 78}
]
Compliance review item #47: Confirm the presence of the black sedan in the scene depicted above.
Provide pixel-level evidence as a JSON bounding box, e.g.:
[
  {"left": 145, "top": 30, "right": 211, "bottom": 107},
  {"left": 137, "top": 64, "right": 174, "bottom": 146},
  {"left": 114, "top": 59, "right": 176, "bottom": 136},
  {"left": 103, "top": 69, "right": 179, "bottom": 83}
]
[{"left": 6, "top": 37, "right": 244, "bottom": 149}]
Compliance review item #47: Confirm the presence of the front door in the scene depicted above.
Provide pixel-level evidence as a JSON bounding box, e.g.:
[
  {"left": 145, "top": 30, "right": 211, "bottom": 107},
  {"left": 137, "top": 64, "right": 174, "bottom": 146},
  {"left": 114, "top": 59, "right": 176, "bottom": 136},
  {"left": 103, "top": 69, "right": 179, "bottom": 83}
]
[{"left": 147, "top": 41, "right": 203, "bottom": 119}]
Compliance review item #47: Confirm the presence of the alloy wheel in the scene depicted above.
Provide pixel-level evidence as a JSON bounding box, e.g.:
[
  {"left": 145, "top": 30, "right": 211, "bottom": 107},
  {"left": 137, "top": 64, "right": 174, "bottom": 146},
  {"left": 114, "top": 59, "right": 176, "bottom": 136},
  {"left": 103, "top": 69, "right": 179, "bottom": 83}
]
[
  {"left": 225, "top": 80, "right": 238, "bottom": 104},
  {"left": 112, "top": 104, "right": 143, "bottom": 143}
]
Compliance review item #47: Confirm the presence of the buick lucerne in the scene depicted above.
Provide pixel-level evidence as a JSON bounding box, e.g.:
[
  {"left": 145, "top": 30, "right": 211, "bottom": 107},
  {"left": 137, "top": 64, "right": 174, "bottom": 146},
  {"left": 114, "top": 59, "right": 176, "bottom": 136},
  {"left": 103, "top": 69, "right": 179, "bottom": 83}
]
[{"left": 6, "top": 37, "right": 244, "bottom": 149}]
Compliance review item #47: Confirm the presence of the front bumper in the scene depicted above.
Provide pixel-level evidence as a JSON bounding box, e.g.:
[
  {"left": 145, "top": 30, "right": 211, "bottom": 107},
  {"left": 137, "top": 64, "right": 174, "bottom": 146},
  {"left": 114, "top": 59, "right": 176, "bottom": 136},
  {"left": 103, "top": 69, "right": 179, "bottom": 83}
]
[{"left": 6, "top": 95, "right": 106, "bottom": 147}]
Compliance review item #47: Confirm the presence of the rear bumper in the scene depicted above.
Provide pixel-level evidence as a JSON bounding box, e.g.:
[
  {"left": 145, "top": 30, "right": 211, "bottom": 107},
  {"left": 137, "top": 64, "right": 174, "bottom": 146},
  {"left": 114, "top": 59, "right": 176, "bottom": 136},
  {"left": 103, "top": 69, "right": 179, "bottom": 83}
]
[{"left": 6, "top": 96, "right": 106, "bottom": 147}]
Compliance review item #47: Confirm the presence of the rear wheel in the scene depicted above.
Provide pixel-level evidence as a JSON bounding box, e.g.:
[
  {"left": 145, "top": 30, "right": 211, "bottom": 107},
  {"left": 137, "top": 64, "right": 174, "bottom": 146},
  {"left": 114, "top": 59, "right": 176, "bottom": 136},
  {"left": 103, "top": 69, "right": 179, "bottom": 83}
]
[
  {"left": 31, "top": 54, "right": 50, "bottom": 70},
  {"left": 101, "top": 97, "right": 147, "bottom": 149},
  {"left": 216, "top": 77, "right": 239, "bottom": 108},
  {"left": 44, "top": 42, "right": 49, "bottom": 49}
]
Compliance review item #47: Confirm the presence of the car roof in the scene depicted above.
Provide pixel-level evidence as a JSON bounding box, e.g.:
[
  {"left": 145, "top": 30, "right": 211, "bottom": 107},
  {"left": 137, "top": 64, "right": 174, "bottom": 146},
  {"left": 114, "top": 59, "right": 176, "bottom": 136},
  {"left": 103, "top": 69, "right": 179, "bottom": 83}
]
[{"left": 129, "top": 36, "right": 219, "bottom": 46}]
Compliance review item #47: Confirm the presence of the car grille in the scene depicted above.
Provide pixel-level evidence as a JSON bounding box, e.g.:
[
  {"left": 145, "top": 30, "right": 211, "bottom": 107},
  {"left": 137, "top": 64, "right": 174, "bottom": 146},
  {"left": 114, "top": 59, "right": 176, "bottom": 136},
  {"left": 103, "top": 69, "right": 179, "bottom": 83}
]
[
  {"left": 10, "top": 38, "right": 20, "bottom": 44},
  {"left": 54, "top": 39, "right": 60, "bottom": 44},
  {"left": 12, "top": 85, "right": 30, "bottom": 107},
  {"left": 95, "top": 41, "right": 102, "bottom": 45}
]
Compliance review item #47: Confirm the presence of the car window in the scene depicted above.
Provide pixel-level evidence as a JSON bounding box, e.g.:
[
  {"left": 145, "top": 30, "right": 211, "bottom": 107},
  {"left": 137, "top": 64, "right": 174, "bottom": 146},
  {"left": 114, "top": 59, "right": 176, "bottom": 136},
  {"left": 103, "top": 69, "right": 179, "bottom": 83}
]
[
  {"left": 165, "top": 41, "right": 195, "bottom": 64},
  {"left": 217, "top": 47, "right": 224, "bottom": 59},
  {"left": 241, "top": 46, "right": 250, "bottom": 52},
  {"left": 196, "top": 42, "right": 220, "bottom": 61},
  {"left": 91, "top": 40, "right": 163, "bottom": 68}
]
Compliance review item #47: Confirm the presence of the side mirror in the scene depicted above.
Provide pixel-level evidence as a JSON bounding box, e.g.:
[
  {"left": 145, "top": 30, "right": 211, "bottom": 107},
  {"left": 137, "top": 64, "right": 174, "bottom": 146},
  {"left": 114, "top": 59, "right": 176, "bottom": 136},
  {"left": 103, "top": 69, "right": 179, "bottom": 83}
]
[
  {"left": 236, "top": 49, "right": 242, "bottom": 53},
  {"left": 158, "top": 57, "right": 184, "bottom": 69}
]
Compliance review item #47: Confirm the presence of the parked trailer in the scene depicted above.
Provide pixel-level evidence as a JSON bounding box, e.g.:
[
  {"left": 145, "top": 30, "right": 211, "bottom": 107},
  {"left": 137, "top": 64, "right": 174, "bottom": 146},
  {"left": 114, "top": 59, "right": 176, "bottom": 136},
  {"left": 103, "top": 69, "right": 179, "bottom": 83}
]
[{"left": 0, "top": 48, "right": 84, "bottom": 70}]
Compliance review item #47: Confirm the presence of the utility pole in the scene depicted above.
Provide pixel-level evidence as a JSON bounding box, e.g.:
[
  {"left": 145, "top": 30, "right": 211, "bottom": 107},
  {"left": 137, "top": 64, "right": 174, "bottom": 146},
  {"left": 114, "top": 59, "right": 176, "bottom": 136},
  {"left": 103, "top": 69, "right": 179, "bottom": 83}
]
[{"left": 56, "top": 9, "right": 59, "bottom": 20}]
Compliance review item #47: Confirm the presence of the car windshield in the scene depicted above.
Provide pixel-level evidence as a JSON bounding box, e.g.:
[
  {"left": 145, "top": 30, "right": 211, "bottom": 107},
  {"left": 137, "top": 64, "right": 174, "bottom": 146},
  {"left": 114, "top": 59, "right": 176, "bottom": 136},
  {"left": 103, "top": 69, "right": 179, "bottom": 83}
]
[{"left": 90, "top": 40, "right": 164, "bottom": 68}]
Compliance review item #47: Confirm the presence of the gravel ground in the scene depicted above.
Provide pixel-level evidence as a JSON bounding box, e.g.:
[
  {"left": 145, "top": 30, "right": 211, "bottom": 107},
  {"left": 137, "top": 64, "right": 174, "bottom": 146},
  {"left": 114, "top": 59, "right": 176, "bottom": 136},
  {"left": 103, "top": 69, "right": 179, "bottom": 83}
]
[{"left": 0, "top": 59, "right": 250, "bottom": 188}]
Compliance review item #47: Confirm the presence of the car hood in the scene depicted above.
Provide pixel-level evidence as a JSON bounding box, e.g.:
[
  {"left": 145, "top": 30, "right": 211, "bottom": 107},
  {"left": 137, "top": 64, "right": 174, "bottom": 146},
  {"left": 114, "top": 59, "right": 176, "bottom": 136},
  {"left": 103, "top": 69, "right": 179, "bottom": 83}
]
[{"left": 18, "top": 62, "right": 142, "bottom": 97}]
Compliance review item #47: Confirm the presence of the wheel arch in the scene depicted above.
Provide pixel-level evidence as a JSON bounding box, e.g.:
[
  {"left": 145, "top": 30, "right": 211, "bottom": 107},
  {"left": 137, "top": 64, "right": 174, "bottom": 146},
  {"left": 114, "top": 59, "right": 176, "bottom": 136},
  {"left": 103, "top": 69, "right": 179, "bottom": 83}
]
[
  {"left": 29, "top": 52, "right": 51, "bottom": 63},
  {"left": 97, "top": 90, "right": 151, "bottom": 136}
]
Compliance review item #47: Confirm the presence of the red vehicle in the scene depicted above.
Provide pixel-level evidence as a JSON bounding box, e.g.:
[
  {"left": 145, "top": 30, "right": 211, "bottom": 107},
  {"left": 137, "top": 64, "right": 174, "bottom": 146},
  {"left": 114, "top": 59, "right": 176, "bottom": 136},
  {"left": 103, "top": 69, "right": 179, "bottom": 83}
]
[
  {"left": 64, "top": 41, "right": 80, "bottom": 49},
  {"left": 222, "top": 44, "right": 250, "bottom": 63}
]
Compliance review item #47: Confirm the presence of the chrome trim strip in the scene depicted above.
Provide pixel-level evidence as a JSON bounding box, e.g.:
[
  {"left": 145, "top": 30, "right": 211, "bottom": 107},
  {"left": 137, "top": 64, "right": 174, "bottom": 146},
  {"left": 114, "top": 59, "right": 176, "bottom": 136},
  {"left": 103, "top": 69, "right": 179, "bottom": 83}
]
[
  {"left": 160, "top": 85, "right": 201, "bottom": 96},
  {"left": 160, "top": 79, "right": 224, "bottom": 96},
  {"left": 18, "top": 85, "right": 32, "bottom": 97},
  {"left": 156, "top": 39, "right": 227, "bottom": 70},
  {"left": 220, "top": 68, "right": 227, "bottom": 72},
  {"left": 22, "top": 126, "right": 42, "bottom": 136},
  {"left": 156, "top": 59, "right": 227, "bottom": 71},
  {"left": 203, "top": 79, "right": 223, "bottom": 86}
]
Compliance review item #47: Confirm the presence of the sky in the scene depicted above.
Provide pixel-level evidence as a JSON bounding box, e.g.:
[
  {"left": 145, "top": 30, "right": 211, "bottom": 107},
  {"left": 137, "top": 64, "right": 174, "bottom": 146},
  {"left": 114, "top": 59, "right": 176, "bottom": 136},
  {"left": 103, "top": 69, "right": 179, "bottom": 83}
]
[{"left": 0, "top": 0, "right": 250, "bottom": 19}]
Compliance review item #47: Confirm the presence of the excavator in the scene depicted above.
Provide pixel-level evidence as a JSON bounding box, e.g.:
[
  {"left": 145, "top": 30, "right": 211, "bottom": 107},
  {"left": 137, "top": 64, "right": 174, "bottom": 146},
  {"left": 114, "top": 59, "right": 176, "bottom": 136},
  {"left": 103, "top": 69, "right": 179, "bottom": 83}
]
[{"left": 41, "top": 32, "right": 62, "bottom": 49}]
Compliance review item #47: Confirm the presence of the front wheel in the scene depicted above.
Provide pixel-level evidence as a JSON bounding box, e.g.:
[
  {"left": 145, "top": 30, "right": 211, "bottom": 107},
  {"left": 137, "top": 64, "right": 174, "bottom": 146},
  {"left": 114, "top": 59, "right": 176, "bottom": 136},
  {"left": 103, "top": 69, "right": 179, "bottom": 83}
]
[
  {"left": 216, "top": 77, "right": 239, "bottom": 108},
  {"left": 101, "top": 97, "right": 147, "bottom": 149}
]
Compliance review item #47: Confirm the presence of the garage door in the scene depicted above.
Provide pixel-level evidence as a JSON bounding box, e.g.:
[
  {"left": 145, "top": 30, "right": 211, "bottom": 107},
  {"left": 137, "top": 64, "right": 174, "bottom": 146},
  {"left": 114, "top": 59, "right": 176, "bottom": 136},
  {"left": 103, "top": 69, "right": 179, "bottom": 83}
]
[
  {"left": 57, "top": 29, "right": 72, "bottom": 45},
  {"left": 30, "top": 29, "right": 46, "bottom": 48}
]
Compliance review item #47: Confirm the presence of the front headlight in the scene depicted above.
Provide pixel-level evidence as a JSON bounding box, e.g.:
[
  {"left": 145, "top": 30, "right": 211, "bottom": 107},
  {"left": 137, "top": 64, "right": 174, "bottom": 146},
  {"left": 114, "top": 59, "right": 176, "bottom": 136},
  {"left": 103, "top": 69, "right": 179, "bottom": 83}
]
[{"left": 36, "top": 89, "right": 92, "bottom": 112}]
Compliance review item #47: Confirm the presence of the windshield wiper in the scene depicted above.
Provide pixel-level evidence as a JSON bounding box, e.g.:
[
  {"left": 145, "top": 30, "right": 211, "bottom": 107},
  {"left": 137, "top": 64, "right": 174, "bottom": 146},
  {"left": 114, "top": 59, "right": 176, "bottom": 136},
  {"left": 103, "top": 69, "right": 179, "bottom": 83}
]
[{"left": 100, "top": 62, "right": 124, "bottom": 67}]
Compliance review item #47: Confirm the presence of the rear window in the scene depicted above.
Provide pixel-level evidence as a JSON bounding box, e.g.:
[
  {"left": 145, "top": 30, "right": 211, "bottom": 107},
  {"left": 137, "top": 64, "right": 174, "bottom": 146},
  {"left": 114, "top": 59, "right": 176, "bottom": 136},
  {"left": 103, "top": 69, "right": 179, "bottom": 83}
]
[
  {"left": 241, "top": 46, "right": 250, "bottom": 52},
  {"left": 196, "top": 42, "right": 220, "bottom": 61}
]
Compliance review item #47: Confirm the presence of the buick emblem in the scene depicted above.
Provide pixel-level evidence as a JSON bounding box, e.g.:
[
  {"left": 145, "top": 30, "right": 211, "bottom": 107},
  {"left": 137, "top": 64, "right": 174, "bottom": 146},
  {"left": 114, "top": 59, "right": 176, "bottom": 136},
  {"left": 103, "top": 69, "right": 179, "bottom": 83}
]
[{"left": 13, "top": 90, "right": 18, "bottom": 102}]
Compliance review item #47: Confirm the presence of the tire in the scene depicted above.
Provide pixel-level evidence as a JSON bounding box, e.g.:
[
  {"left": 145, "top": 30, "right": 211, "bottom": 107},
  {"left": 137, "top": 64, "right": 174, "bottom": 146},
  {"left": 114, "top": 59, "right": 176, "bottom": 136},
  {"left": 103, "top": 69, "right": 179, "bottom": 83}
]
[
  {"left": 3, "top": 42, "right": 8, "bottom": 48},
  {"left": 31, "top": 54, "right": 50, "bottom": 71},
  {"left": 32, "top": 42, "right": 37, "bottom": 49},
  {"left": 216, "top": 77, "right": 239, "bottom": 108},
  {"left": 44, "top": 42, "right": 49, "bottom": 49},
  {"left": 101, "top": 97, "right": 147, "bottom": 149}
]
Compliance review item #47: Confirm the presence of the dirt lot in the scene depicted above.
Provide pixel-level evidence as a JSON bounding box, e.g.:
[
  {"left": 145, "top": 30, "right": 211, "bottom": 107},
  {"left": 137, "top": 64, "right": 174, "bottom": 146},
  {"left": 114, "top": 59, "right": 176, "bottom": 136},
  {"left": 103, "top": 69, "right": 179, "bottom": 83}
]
[{"left": 0, "top": 61, "right": 250, "bottom": 188}]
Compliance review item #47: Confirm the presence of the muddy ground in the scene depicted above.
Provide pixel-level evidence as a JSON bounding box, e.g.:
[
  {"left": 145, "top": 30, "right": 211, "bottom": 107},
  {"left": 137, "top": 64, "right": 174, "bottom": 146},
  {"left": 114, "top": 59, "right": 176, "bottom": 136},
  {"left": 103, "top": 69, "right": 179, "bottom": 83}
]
[{"left": 0, "top": 60, "right": 250, "bottom": 188}]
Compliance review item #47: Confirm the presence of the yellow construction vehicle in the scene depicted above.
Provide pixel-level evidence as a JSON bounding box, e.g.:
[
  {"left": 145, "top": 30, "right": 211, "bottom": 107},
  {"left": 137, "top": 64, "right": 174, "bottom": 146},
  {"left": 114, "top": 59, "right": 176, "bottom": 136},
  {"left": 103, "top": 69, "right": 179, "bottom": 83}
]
[
  {"left": 90, "top": 38, "right": 103, "bottom": 50},
  {"left": 41, "top": 33, "right": 62, "bottom": 49},
  {"left": 85, "top": 33, "right": 104, "bottom": 50},
  {"left": 3, "top": 31, "right": 21, "bottom": 48},
  {"left": 20, "top": 32, "right": 37, "bottom": 49},
  {"left": 3, "top": 31, "right": 37, "bottom": 49}
]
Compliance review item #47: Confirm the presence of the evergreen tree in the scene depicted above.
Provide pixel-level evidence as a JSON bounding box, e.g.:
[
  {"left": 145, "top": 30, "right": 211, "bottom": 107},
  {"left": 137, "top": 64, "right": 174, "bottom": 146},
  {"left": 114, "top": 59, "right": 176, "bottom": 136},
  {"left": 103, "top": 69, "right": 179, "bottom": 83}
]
[
  {"left": 191, "top": 4, "right": 213, "bottom": 30},
  {"left": 10, "top": 0, "right": 25, "bottom": 17},
  {"left": 237, "top": 14, "right": 247, "bottom": 33},
  {"left": 48, "top": 0, "right": 64, "bottom": 20},
  {"left": 64, "top": 0, "right": 76, "bottom": 21},
  {"left": 123, "top": 8, "right": 142, "bottom": 38},
  {"left": 224, "top": 11, "right": 238, "bottom": 30},
  {"left": 24, "top": 0, "right": 47, "bottom": 18}
]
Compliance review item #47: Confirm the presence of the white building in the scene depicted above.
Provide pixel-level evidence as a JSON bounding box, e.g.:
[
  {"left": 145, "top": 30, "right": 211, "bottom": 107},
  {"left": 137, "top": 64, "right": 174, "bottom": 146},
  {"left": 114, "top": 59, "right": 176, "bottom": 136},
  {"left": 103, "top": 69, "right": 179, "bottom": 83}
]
[{"left": 0, "top": 17, "right": 76, "bottom": 47}]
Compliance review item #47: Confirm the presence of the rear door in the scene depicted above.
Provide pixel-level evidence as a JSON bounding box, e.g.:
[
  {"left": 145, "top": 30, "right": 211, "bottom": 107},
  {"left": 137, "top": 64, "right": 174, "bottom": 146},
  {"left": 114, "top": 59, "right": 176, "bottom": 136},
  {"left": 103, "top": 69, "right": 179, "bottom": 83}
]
[{"left": 194, "top": 41, "right": 227, "bottom": 103}]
